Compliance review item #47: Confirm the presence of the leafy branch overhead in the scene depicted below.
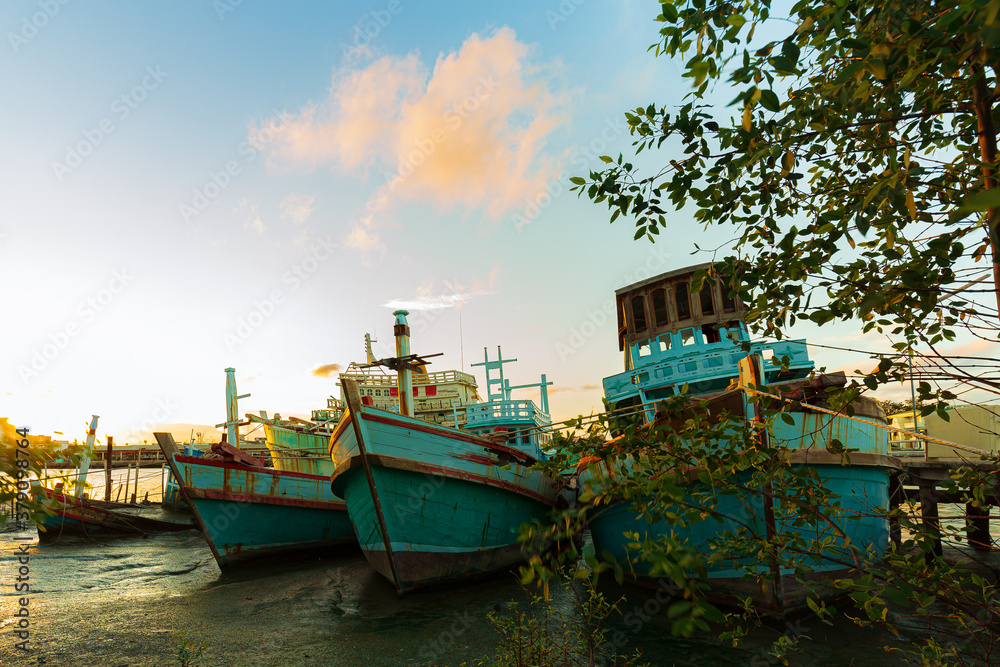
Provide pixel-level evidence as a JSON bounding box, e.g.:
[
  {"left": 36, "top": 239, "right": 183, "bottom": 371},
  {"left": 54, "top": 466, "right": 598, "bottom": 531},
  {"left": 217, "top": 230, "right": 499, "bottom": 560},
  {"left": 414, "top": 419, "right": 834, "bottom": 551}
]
[{"left": 573, "top": 0, "right": 1000, "bottom": 353}]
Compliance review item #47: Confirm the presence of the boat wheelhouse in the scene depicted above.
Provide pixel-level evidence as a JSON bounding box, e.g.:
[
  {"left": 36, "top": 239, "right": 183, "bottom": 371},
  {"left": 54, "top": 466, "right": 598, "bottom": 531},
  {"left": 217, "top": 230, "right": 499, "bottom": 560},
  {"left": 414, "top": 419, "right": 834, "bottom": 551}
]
[{"left": 603, "top": 263, "right": 813, "bottom": 414}]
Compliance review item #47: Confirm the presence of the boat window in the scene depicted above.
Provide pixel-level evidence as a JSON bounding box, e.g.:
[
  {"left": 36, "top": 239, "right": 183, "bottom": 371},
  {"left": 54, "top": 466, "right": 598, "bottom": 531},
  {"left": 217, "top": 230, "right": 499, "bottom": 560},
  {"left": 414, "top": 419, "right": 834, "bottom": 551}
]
[
  {"left": 724, "top": 321, "right": 742, "bottom": 342},
  {"left": 680, "top": 328, "right": 698, "bottom": 346},
  {"left": 699, "top": 286, "right": 715, "bottom": 316},
  {"left": 702, "top": 324, "right": 721, "bottom": 344},
  {"left": 720, "top": 278, "right": 737, "bottom": 312},
  {"left": 657, "top": 334, "right": 672, "bottom": 353},
  {"left": 638, "top": 341, "right": 652, "bottom": 358},
  {"left": 651, "top": 289, "right": 669, "bottom": 326},
  {"left": 675, "top": 284, "right": 691, "bottom": 320},
  {"left": 630, "top": 296, "right": 648, "bottom": 331}
]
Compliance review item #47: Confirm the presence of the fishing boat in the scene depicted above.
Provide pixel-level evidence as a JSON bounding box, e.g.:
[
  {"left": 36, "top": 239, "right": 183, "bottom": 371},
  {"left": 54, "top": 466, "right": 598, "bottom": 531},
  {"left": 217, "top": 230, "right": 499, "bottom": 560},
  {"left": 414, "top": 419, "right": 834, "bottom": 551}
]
[
  {"left": 583, "top": 263, "right": 898, "bottom": 615},
  {"left": 248, "top": 334, "right": 484, "bottom": 476},
  {"left": 155, "top": 369, "right": 355, "bottom": 567},
  {"left": 34, "top": 416, "right": 194, "bottom": 540},
  {"left": 328, "top": 310, "right": 559, "bottom": 593}
]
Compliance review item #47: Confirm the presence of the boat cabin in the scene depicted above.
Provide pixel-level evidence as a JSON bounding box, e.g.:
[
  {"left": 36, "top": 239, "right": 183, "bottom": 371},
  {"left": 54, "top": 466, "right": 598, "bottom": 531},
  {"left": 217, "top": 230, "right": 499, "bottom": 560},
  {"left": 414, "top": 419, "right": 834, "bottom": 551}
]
[{"left": 604, "top": 263, "right": 814, "bottom": 415}]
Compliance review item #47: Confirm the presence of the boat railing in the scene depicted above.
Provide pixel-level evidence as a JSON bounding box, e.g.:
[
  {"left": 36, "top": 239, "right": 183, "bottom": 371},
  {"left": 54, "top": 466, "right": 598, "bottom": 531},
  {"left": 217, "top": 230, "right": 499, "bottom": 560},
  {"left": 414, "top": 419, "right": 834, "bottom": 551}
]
[
  {"left": 339, "top": 369, "right": 478, "bottom": 388},
  {"left": 311, "top": 409, "right": 343, "bottom": 423},
  {"left": 604, "top": 339, "right": 813, "bottom": 402},
  {"left": 465, "top": 399, "right": 549, "bottom": 426}
]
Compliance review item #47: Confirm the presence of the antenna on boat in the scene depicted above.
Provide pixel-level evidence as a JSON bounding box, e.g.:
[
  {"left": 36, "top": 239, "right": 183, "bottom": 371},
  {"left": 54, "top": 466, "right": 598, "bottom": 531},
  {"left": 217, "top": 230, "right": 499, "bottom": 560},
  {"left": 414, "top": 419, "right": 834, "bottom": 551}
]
[{"left": 460, "top": 314, "right": 464, "bottom": 371}]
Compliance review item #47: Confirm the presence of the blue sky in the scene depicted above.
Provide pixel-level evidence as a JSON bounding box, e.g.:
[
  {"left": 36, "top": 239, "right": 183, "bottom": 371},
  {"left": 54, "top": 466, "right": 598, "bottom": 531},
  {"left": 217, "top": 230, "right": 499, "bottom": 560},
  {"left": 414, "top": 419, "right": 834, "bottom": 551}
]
[{"left": 0, "top": 0, "right": 962, "bottom": 444}]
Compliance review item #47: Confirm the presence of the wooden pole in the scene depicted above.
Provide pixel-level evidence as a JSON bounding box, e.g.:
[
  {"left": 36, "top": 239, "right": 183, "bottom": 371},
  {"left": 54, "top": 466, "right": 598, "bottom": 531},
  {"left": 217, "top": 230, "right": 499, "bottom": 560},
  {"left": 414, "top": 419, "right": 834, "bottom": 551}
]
[
  {"left": 966, "top": 500, "right": 992, "bottom": 551},
  {"left": 105, "top": 435, "right": 113, "bottom": 502},
  {"left": 919, "top": 482, "right": 943, "bottom": 562},
  {"left": 132, "top": 460, "right": 139, "bottom": 504},
  {"left": 889, "top": 474, "right": 902, "bottom": 547},
  {"left": 123, "top": 465, "right": 131, "bottom": 503},
  {"left": 160, "top": 463, "right": 166, "bottom": 503},
  {"left": 343, "top": 377, "right": 402, "bottom": 592},
  {"left": 739, "top": 355, "right": 785, "bottom": 618}
]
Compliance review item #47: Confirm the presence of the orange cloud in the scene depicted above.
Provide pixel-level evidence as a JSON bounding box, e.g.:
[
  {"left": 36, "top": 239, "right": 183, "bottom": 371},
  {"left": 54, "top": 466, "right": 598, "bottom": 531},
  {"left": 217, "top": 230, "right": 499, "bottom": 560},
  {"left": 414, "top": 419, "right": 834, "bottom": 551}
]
[
  {"left": 260, "top": 27, "right": 571, "bottom": 251},
  {"left": 311, "top": 363, "right": 342, "bottom": 378}
]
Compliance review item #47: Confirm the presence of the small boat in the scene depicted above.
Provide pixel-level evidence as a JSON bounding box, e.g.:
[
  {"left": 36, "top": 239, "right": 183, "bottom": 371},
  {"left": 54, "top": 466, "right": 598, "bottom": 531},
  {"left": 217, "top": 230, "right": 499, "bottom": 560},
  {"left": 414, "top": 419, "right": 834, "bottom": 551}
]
[
  {"left": 582, "top": 263, "right": 898, "bottom": 615},
  {"left": 35, "top": 487, "right": 194, "bottom": 540},
  {"left": 328, "top": 310, "right": 559, "bottom": 593},
  {"left": 154, "top": 369, "right": 356, "bottom": 568},
  {"left": 33, "top": 415, "right": 194, "bottom": 540}
]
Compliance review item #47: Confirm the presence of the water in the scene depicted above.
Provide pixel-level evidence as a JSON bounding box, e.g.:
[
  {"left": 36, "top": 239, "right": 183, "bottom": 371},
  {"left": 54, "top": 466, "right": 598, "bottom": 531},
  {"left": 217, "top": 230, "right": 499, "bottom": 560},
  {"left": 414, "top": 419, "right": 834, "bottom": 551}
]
[{"left": 0, "top": 525, "right": 927, "bottom": 667}]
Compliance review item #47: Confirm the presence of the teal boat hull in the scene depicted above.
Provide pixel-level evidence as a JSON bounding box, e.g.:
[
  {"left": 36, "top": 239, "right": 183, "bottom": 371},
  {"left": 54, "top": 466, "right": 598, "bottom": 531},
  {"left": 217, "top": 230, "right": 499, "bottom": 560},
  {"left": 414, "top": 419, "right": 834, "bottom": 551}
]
[
  {"left": 329, "top": 406, "right": 557, "bottom": 592},
  {"left": 588, "top": 460, "right": 891, "bottom": 610},
  {"left": 173, "top": 454, "right": 356, "bottom": 567}
]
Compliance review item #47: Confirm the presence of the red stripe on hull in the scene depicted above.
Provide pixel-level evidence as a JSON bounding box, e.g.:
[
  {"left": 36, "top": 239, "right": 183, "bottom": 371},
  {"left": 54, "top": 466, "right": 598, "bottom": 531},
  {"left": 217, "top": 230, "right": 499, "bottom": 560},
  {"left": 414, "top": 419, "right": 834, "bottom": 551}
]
[
  {"left": 331, "top": 454, "right": 555, "bottom": 507},
  {"left": 185, "top": 488, "right": 346, "bottom": 511}
]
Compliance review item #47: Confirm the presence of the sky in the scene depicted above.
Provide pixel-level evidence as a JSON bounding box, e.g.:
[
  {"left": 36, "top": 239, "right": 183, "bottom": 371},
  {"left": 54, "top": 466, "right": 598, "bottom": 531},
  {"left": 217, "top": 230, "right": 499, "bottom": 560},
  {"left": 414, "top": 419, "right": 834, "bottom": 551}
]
[{"left": 1, "top": 1, "right": 991, "bottom": 445}]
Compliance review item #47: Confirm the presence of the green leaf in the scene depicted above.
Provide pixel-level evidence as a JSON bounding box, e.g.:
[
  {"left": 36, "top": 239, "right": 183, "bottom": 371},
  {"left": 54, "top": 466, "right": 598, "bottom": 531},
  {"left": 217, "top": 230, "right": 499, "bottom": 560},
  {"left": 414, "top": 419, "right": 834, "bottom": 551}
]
[
  {"left": 758, "top": 90, "right": 780, "bottom": 112},
  {"left": 569, "top": 176, "right": 586, "bottom": 185},
  {"left": 726, "top": 14, "right": 747, "bottom": 27},
  {"left": 958, "top": 187, "right": 1000, "bottom": 213}
]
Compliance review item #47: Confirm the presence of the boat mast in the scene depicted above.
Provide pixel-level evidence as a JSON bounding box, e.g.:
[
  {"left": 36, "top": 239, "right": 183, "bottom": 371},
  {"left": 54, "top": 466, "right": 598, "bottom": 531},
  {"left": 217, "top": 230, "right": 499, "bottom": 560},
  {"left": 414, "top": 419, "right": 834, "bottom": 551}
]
[
  {"left": 393, "top": 311, "right": 414, "bottom": 417},
  {"left": 219, "top": 367, "right": 250, "bottom": 446}
]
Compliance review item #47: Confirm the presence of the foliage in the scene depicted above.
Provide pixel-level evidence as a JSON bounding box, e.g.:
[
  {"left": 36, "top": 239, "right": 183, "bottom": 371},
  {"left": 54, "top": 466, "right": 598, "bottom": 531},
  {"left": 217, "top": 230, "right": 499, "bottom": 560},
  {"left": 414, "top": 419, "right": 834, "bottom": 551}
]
[
  {"left": 572, "top": 0, "right": 1000, "bottom": 402},
  {"left": 522, "top": 388, "right": 1000, "bottom": 665},
  {"left": 0, "top": 419, "right": 84, "bottom": 529},
  {"left": 469, "top": 572, "right": 646, "bottom": 667}
]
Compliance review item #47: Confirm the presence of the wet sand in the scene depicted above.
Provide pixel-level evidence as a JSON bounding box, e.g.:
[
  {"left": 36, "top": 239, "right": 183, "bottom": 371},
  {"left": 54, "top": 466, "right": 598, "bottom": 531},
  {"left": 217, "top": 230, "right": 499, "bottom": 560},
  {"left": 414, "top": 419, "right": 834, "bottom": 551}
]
[{"left": 0, "top": 526, "right": 917, "bottom": 666}]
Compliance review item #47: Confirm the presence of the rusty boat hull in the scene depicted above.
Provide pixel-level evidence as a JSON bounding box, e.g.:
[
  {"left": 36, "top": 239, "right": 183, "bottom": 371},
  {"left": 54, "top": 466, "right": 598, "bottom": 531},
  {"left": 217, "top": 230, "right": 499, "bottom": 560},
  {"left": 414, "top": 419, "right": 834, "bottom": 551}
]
[
  {"left": 171, "top": 454, "right": 356, "bottom": 568},
  {"left": 34, "top": 488, "right": 194, "bottom": 541}
]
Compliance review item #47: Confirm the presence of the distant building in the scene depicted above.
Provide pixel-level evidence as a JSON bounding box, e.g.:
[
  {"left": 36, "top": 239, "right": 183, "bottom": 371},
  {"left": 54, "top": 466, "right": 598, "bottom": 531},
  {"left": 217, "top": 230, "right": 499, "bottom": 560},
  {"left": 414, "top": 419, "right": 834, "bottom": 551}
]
[
  {"left": 887, "top": 411, "right": 926, "bottom": 457},
  {"left": 924, "top": 405, "right": 1000, "bottom": 460}
]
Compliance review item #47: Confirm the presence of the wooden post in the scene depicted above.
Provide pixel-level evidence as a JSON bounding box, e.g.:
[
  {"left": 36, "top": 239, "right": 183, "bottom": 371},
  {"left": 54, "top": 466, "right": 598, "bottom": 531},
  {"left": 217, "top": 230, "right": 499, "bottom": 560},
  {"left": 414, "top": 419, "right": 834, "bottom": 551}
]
[
  {"left": 160, "top": 463, "right": 166, "bottom": 503},
  {"left": 919, "top": 481, "right": 943, "bottom": 562},
  {"left": 739, "top": 355, "right": 785, "bottom": 618},
  {"left": 123, "top": 465, "right": 131, "bottom": 503},
  {"left": 888, "top": 474, "right": 902, "bottom": 546},
  {"left": 966, "top": 500, "right": 992, "bottom": 551},
  {"left": 343, "top": 377, "right": 403, "bottom": 592},
  {"left": 105, "top": 435, "right": 114, "bottom": 502},
  {"left": 131, "top": 460, "right": 139, "bottom": 503}
]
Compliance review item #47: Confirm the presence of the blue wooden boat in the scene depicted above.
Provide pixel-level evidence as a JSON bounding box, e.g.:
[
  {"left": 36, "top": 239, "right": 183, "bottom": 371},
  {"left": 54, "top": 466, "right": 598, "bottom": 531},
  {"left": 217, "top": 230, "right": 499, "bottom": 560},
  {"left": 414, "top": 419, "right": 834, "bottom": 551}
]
[
  {"left": 584, "top": 263, "right": 898, "bottom": 615},
  {"left": 153, "top": 369, "right": 356, "bottom": 568},
  {"left": 328, "top": 310, "right": 559, "bottom": 593}
]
